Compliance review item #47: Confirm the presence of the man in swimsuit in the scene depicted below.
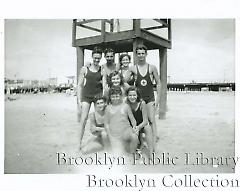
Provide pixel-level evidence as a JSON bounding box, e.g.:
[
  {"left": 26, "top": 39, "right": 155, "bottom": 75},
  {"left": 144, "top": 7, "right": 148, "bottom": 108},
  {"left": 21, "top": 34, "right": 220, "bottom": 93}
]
[
  {"left": 77, "top": 47, "right": 103, "bottom": 150},
  {"left": 125, "top": 44, "right": 161, "bottom": 151},
  {"left": 102, "top": 48, "right": 117, "bottom": 91}
]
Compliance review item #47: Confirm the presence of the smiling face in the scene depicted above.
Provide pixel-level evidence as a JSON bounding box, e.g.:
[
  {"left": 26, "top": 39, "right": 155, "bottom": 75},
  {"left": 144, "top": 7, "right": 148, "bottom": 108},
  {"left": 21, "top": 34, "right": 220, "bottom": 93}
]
[
  {"left": 121, "top": 55, "right": 130, "bottom": 68},
  {"left": 95, "top": 99, "right": 106, "bottom": 112},
  {"left": 92, "top": 53, "right": 102, "bottom": 66},
  {"left": 105, "top": 52, "right": 115, "bottom": 64},
  {"left": 111, "top": 74, "right": 121, "bottom": 86},
  {"left": 136, "top": 49, "right": 147, "bottom": 62},
  {"left": 127, "top": 90, "right": 138, "bottom": 103},
  {"left": 110, "top": 93, "right": 122, "bottom": 105}
]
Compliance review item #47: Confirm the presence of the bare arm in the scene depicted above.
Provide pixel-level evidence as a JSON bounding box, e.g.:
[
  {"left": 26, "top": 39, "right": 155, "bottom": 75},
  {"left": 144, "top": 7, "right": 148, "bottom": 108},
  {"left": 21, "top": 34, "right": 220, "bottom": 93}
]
[
  {"left": 102, "top": 66, "right": 108, "bottom": 94},
  {"left": 116, "top": 62, "right": 121, "bottom": 71},
  {"left": 123, "top": 66, "right": 134, "bottom": 83},
  {"left": 85, "top": 61, "right": 91, "bottom": 68},
  {"left": 104, "top": 106, "right": 111, "bottom": 136},
  {"left": 152, "top": 65, "right": 161, "bottom": 106},
  {"left": 103, "top": 86, "right": 109, "bottom": 98},
  {"left": 89, "top": 113, "right": 104, "bottom": 134},
  {"left": 136, "top": 101, "right": 148, "bottom": 130},
  {"left": 126, "top": 104, "right": 136, "bottom": 128},
  {"left": 77, "top": 67, "right": 86, "bottom": 104}
]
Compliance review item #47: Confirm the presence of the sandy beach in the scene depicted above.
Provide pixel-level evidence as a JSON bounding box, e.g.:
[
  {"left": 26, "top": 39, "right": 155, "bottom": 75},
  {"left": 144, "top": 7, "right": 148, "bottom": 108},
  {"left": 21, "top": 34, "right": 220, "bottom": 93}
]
[{"left": 4, "top": 91, "right": 235, "bottom": 173}]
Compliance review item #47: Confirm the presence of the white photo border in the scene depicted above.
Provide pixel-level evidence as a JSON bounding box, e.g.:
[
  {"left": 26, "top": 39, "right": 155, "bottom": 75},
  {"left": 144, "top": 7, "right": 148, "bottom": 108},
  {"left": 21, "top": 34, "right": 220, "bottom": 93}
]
[{"left": 1, "top": 0, "right": 240, "bottom": 191}]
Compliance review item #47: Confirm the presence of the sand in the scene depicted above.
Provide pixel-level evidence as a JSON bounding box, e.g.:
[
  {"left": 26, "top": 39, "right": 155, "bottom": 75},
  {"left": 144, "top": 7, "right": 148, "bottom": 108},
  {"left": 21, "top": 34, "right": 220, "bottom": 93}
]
[{"left": 4, "top": 91, "right": 235, "bottom": 173}]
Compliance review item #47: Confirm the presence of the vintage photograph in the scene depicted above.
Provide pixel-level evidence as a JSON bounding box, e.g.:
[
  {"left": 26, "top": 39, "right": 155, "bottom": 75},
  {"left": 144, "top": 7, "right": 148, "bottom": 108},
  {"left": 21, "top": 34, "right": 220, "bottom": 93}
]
[{"left": 4, "top": 19, "right": 235, "bottom": 173}]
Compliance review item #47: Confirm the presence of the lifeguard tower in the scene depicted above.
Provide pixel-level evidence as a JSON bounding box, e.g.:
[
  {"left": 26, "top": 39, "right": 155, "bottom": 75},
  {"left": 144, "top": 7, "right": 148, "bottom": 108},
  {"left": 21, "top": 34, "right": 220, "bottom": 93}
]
[{"left": 72, "top": 19, "right": 172, "bottom": 119}]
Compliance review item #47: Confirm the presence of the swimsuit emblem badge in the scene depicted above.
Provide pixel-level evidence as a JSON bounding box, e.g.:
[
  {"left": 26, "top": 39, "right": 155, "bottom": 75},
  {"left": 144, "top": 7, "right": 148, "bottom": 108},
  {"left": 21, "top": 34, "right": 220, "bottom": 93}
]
[{"left": 140, "top": 79, "right": 147, "bottom": 86}]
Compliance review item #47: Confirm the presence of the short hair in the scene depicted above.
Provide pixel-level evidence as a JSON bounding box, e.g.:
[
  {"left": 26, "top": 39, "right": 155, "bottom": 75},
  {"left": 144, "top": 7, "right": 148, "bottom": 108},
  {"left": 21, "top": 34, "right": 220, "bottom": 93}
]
[
  {"left": 92, "top": 47, "right": 103, "bottom": 56},
  {"left": 126, "top": 86, "right": 142, "bottom": 103},
  {"left": 119, "top": 53, "right": 131, "bottom": 64},
  {"left": 104, "top": 48, "right": 115, "bottom": 56},
  {"left": 108, "top": 71, "right": 124, "bottom": 88},
  {"left": 109, "top": 86, "right": 122, "bottom": 98},
  {"left": 94, "top": 94, "right": 107, "bottom": 103},
  {"left": 135, "top": 44, "right": 148, "bottom": 53}
]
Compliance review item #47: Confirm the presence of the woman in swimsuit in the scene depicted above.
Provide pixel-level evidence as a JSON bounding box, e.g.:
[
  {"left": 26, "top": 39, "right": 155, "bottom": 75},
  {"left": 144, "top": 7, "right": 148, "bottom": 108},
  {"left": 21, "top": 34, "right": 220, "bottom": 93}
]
[
  {"left": 126, "top": 86, "right": 154, "bottom": 156},
  {"left": 118, "top": 53, "right": 135, "bottom": 86},
  {"left": 104, "top": 86, "right": 139, "bottom": 155}
]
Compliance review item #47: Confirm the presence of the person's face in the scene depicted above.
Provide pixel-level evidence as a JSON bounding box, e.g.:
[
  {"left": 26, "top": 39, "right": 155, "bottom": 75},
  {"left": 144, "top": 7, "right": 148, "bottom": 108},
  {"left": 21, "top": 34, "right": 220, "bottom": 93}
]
[
  {"left": 136, "top": 49, "right": 147, "bottom": 62},
  {"left": 105, "top": 52, "right": 115, "bottom": 64},
  {"left": 128, "top": 90, "right": 138, "bottom": 103},
  {"left": 111, "top": 74, "right": 121, "bottom": 86},
  {"left": 92, "top": 53, "right": 102, "bottom": 66},
  {"left": 110, "top": 94, "right": 121, "bottom": 104},
  {"left": 95, "top": 99, "right": 106, "bottom": 111},
  {"left": 121, "top": 56, "right": 130, "bottom": 68}
]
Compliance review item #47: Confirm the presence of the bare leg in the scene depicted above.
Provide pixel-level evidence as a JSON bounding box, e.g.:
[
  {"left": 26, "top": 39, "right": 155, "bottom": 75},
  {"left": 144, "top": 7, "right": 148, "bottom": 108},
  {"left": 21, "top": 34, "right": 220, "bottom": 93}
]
[
  {"left": 101, "top": 131, "right": 110, "bottom": 151},
  {"left": 108, "top": 136, "right": 125, "bottom": 155},
  {"left": 81, "top": 136, "right": 104, "bottom": 154},
  {"left": 79, "top": 102, "right": 91, "bottom": 150},
  {"left": 77, "top": 101, "right": 81, "bottom": 122},
  {"left": 129, "top": 134, "right": 139, "bottom": 153},
  {"left": 143, "top": 124, "right": 154, "bottom": 156},
  {"left": 122, "top": 129, "right": 139, "bottom": 154},
  {"left": 146, "top": 101, "right": 158, "bottom": 151}
]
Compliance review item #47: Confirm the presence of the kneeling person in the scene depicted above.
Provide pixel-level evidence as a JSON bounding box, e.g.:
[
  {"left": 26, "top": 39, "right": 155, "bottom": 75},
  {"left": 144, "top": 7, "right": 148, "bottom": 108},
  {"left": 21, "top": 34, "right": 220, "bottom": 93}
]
[
  {"left": 126, "top": 86, "right": 154, "bottom": 156},
  {"left": 81, "top": 96, "right": 109, "bottom": 154}
]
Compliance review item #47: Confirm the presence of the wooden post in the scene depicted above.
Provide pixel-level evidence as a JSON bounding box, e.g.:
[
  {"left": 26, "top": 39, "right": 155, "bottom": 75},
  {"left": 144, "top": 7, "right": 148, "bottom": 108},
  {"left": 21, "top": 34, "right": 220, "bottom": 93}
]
[
  {"left": 110, "top": 19, "right": 114, "bottom": 32},
  {"left": 133, "top": 19, "right": 142, "bottom": 65},
  {"left": 101, "top": 19, "right": 106, "bottom": 42},
  {"left": 72, "top": 19, "right": 77, "bottom": 47},
  {"left": 76, "top": 47, "right": 84, "bottom": 83},
  {"left": 168, "top": 19, "right": 172, "bottom": 47},
  {"left": 76, "top": 47, "right": 84, "bottom": 122},
  {"left": 159, "top": 48, "right": 167, "bottom": 119},
  {"left": 133, "top": 19, "right": 141, "bottom": 37}
]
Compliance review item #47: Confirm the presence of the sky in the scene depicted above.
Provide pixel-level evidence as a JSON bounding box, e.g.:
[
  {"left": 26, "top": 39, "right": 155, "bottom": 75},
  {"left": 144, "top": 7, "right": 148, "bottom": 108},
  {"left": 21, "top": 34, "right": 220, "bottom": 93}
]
[{"left": 5, "top": 19, "right": 235, "bottom": 83}]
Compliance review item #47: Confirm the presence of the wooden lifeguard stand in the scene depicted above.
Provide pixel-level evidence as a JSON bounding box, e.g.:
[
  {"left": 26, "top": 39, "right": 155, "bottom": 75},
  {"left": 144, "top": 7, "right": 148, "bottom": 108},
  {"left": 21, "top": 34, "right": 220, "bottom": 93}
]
[{"left": 72, "top": 19, "right": 172, "bottom": 119}]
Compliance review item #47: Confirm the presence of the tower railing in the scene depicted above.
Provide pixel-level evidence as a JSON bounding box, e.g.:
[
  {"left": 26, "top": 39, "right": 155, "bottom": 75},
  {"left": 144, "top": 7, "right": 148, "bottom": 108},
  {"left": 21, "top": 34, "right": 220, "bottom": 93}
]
[{"left": 72, "top": 19, "right": 171, "bottom": 51}]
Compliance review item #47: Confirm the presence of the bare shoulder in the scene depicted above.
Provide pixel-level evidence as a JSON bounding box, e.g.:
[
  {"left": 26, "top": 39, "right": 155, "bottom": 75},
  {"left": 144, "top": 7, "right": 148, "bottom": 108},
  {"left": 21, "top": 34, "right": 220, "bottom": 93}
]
[
  {"left": 123, "top": 103, "right": 131, "bottom": 110},
  {"left": 129, "top": 65, "right": 137, "bottom": 74},
  {"left": 85, "top": 61, "right": 91, "bottom": 67},
  {"left": 81, "top": 65, "right": 87, "bottom": 71},
  {"left": 141, "top": 100, "right": 146, "bottom": 106},
  {"left": 140, "top": 100, "right": 146, "bottom": 109},
  {"left": 80, "top": 66, "right": 87, "bottom": 75},
  {"left": 148, "top": 63, "right": 157, "bottom": 73},
  {"left": 101, "top": 64, "right": 106, "bottom": 74}
]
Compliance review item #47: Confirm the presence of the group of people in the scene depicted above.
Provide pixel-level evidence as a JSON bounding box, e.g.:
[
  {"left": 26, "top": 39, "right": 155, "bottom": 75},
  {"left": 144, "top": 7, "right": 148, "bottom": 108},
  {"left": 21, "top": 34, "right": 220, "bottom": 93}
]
[{"left": 77, "top": 45, "right": 161, "bottom": 156}]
